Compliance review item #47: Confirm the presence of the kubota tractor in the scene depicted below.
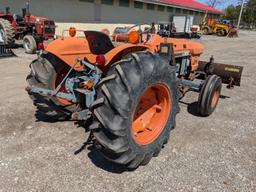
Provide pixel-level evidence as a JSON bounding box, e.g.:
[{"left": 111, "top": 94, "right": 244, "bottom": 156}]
[
  {"left": 26, "top": 25, "right": 243, "bottom": 169},
  {"left": 0, "top": 1, "right": 55, "bottom": 54}
]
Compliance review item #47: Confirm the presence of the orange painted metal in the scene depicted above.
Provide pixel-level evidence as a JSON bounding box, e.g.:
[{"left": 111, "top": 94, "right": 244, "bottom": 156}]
[
  {"left": 132, "top": 83, "right": 172, "bottom": 145},
  {"left": 105, "top": 34, "right": 204, "bottom": 70},
  {"left": 144, "top": 34, "right": 204, "bottom": 55},
  {"left": 103, "top": 43, "right": 147, "bottom": 68},
  {"left": 46, "top": 32, "right": 204, "bottom": 73},
  {"left": 45, "top": 37, "right": 91, "bottom": 71},
  {"left": 44, "top": 30, "right": 205, "bottom": 108}
]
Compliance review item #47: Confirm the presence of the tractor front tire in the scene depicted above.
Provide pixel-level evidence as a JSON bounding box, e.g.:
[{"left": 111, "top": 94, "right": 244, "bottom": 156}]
[
  {"left": 216, "top": 29, "right": 226, "bottom": 37},
  {"left": 198, "top": 75, "right": 222, "bottom": 116},
  {"left": 202, "top": 26, "right": 211, "bottom": 35},
  {"left": 23, "top": 35, "right": 37, "bottom": 54},
  {"left": 91, "top": 51, "right": 180, "bottom": 169},
  {"left": 0, "top": 18, "right": 15, "bottom": 45},
  {"left": 26, "top": 53, "right": 76, "bottom": 120}
]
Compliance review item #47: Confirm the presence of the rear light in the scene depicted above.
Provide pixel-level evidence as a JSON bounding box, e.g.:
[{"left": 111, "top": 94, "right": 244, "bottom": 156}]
[
  {"left": 38, "top": 43, "right": 45, "bottom": 50},
  {"left": 96, "top": 55, "right": 106, "bottom": 65},
  {"left": 128, "top": 31, "right": 140, "bottom": 44}
]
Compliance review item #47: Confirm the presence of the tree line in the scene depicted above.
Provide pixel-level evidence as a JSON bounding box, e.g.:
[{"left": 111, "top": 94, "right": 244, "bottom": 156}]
[{"left": 222, "top": 0, "right": 256, "bottom": 29}]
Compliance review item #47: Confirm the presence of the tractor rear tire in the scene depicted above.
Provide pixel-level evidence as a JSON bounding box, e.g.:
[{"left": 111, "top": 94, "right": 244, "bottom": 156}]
[
  {"left": 26, "top": 53, "right": 76, "bottom": 120},
  {"left": 198, "top": 75, "right": 222, "bottom": 116},
  {"left": 91, "top": 51, "right": 180, "bottom": 169},
  {"left": 23, "top": 35, "right": 37, "bottom": 54},
  {"left": 0, "top": 18, "right": 15, "bottom": 45}
]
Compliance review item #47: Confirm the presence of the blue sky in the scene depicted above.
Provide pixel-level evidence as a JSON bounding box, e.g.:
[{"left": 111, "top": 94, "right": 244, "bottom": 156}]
[{"left": 198, "top": 0, "right": 239, "bottom": 9}]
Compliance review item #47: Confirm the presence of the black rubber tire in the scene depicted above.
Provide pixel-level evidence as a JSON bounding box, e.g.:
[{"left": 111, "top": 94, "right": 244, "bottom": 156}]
[
  {"left": 198, "top": 75, "right": 222, "bottom": 117},
  {"left": 23, "top": 35, "right": 37, "bottom": 54},
  {"left": 202, "top": 26, "right": 211, "bottom": 35},
  {"left": 26, "top": 53, "right": 76, "bottom": 120},
  {"left": 216, "top": 29, "right": 226, "bottom": 36},
  {"left": 0, "top": 18, "right": 15, "bottom": 45},
  {"left": 90, "top": 51, "right": 180, "bottom": 169}
]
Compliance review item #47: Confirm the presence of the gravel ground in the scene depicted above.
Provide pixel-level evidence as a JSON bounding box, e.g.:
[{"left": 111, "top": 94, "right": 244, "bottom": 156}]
[{"left": 0, "top": 31, "right": 255, "bottom": 192}]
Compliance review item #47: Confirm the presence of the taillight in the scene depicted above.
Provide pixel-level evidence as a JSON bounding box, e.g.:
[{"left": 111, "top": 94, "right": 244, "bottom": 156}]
[
  {"left": 38, "top": 43, "right": 45, "bottom": 50},
  {"left": 96, "top": 55, "right": 106, "bottom": 65}
]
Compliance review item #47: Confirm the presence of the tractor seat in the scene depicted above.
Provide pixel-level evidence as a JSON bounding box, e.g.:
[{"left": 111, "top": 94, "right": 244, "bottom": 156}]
[
  {"left": 84, "top": 31, "right": 115, "bottom": 55},
  {"left": 13, "top": 14, "right": 25, "bottom": 24}
]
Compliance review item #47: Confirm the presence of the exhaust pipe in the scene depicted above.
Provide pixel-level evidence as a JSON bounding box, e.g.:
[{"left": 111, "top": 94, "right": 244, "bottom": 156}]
[
  {"left": 22, "top": 8, "right": 27, "bottom": 18},
  {"left": 5, "top": 7, "right": 10, "bottom": 14},
  {"left": 26, "top": 1, "right": 31, "bottom": 25},
  {"left": 198, "top": 57, "right": 243, "bottom": 87}
]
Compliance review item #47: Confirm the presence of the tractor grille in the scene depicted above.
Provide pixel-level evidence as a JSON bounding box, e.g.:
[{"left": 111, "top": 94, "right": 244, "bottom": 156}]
[{"left": 44, "top": 21, "right": 55, "bottom": 34}]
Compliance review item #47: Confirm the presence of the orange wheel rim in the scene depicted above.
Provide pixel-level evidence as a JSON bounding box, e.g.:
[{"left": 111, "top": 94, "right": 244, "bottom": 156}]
[
  {"left": 211, "top": 88, "right": 220, "bottom": 108},
  {"left": 132, "top": 83, "right": 172, "bottom": 145},
  {"left": 54, "top": 65, "right": 73, "bottom": 105}
]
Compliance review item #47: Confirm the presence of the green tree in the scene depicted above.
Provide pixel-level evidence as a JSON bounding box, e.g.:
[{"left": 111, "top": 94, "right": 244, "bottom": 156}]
[
  {"left": 223, "top": 5, "right": 240, "bottom": 21},
  {"left": 243, "top": 0, "right": 256, "bottom": 28},
  {"left": 223, "top": 0, "right": 256, "bottom": 28}
]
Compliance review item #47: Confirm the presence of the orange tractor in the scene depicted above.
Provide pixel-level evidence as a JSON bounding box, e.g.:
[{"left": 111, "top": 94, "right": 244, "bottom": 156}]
[{"left": 26, "top": 25, "right": 243, "bottom": 169}]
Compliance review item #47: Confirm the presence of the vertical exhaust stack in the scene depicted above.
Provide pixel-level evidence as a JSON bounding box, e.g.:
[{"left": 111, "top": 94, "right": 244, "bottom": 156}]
[
  {"left": 22, "top": 8, "right": 27, "bottom": 18},
  {"left": 5, "top": 7, "right": 10, "bottom": 14},
  {"left": 26, "top": 1, "right": 31, "bottom": 25}
]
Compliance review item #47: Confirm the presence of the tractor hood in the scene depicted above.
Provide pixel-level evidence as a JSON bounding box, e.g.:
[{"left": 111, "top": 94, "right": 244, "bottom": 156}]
[
  {"left": 146, "top": 34, "right": 204, "bottom": 56},
  {"left": 24, "top": 15, "right": 55, "bottom": 24}
]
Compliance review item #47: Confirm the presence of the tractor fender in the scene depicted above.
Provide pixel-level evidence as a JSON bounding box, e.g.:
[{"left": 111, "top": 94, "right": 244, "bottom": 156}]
[
  {"left": 45, "top": 37, "right": 92, "bottom": 71},
  {"left": 104, "top": 44, "right": 148, "bottom": 68}
]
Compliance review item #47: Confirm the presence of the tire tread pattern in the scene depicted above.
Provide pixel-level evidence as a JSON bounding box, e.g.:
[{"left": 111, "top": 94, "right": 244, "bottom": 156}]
[
  {"left": 91, "top": 51, "right": 180, "bottom": 169},
  {"left": 26, "top": 54, "right": 76, "bottom": 120},
  {"left": 0, "top": 18, "right": 15, "bottom": 45}
]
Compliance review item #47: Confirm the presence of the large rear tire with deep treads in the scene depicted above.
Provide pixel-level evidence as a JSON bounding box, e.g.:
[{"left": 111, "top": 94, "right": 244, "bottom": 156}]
[
  {"left": 0, "top": 18, "right": 15, "bottom": 45},
  {"left": 26, "top": 53, "right": 77, "bottom": 120},
  {"left": 90, "top": 51, "right": 180, "bottom": 169}
]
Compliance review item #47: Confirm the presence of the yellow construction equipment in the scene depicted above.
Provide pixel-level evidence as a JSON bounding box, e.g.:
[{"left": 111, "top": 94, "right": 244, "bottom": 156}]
[{"left": 201, "top": 13, "right": 238, "bottom": 37}]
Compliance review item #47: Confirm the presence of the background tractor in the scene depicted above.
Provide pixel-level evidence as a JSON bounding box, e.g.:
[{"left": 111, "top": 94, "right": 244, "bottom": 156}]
[
  {"left": 0, "top": 1, "right": 55, "bottom": 54},
  {"left": 201, "top": 17, "right": 237, "bottom": 37},
  {"left": 26, "top": 26, "right": 243, "bottom": 169}
]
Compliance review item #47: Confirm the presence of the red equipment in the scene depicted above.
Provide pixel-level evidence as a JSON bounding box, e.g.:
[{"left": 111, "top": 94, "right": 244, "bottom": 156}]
[{"left": 0, "top": 1, "right": 55, "bottom": 54}]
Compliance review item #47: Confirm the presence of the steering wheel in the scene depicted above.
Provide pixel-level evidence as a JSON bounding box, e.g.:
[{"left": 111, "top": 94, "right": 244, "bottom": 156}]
[
  {"left": 128, "top": 23, "right": 153, "bottom": 34},
  {"left": 127, "top": 23, "right": 154, "bottom": 43}
]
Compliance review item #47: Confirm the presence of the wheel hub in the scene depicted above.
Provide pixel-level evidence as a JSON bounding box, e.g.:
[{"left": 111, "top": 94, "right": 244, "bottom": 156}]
[
  {"left": 24, "top": 39, "right": 31, "bottom": 50},
  {"left": 211, "top": 88, "right": 220, "bottom": 108},
  {"left": 132, "top": 83, "right": 172, "bottom": 145}
]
